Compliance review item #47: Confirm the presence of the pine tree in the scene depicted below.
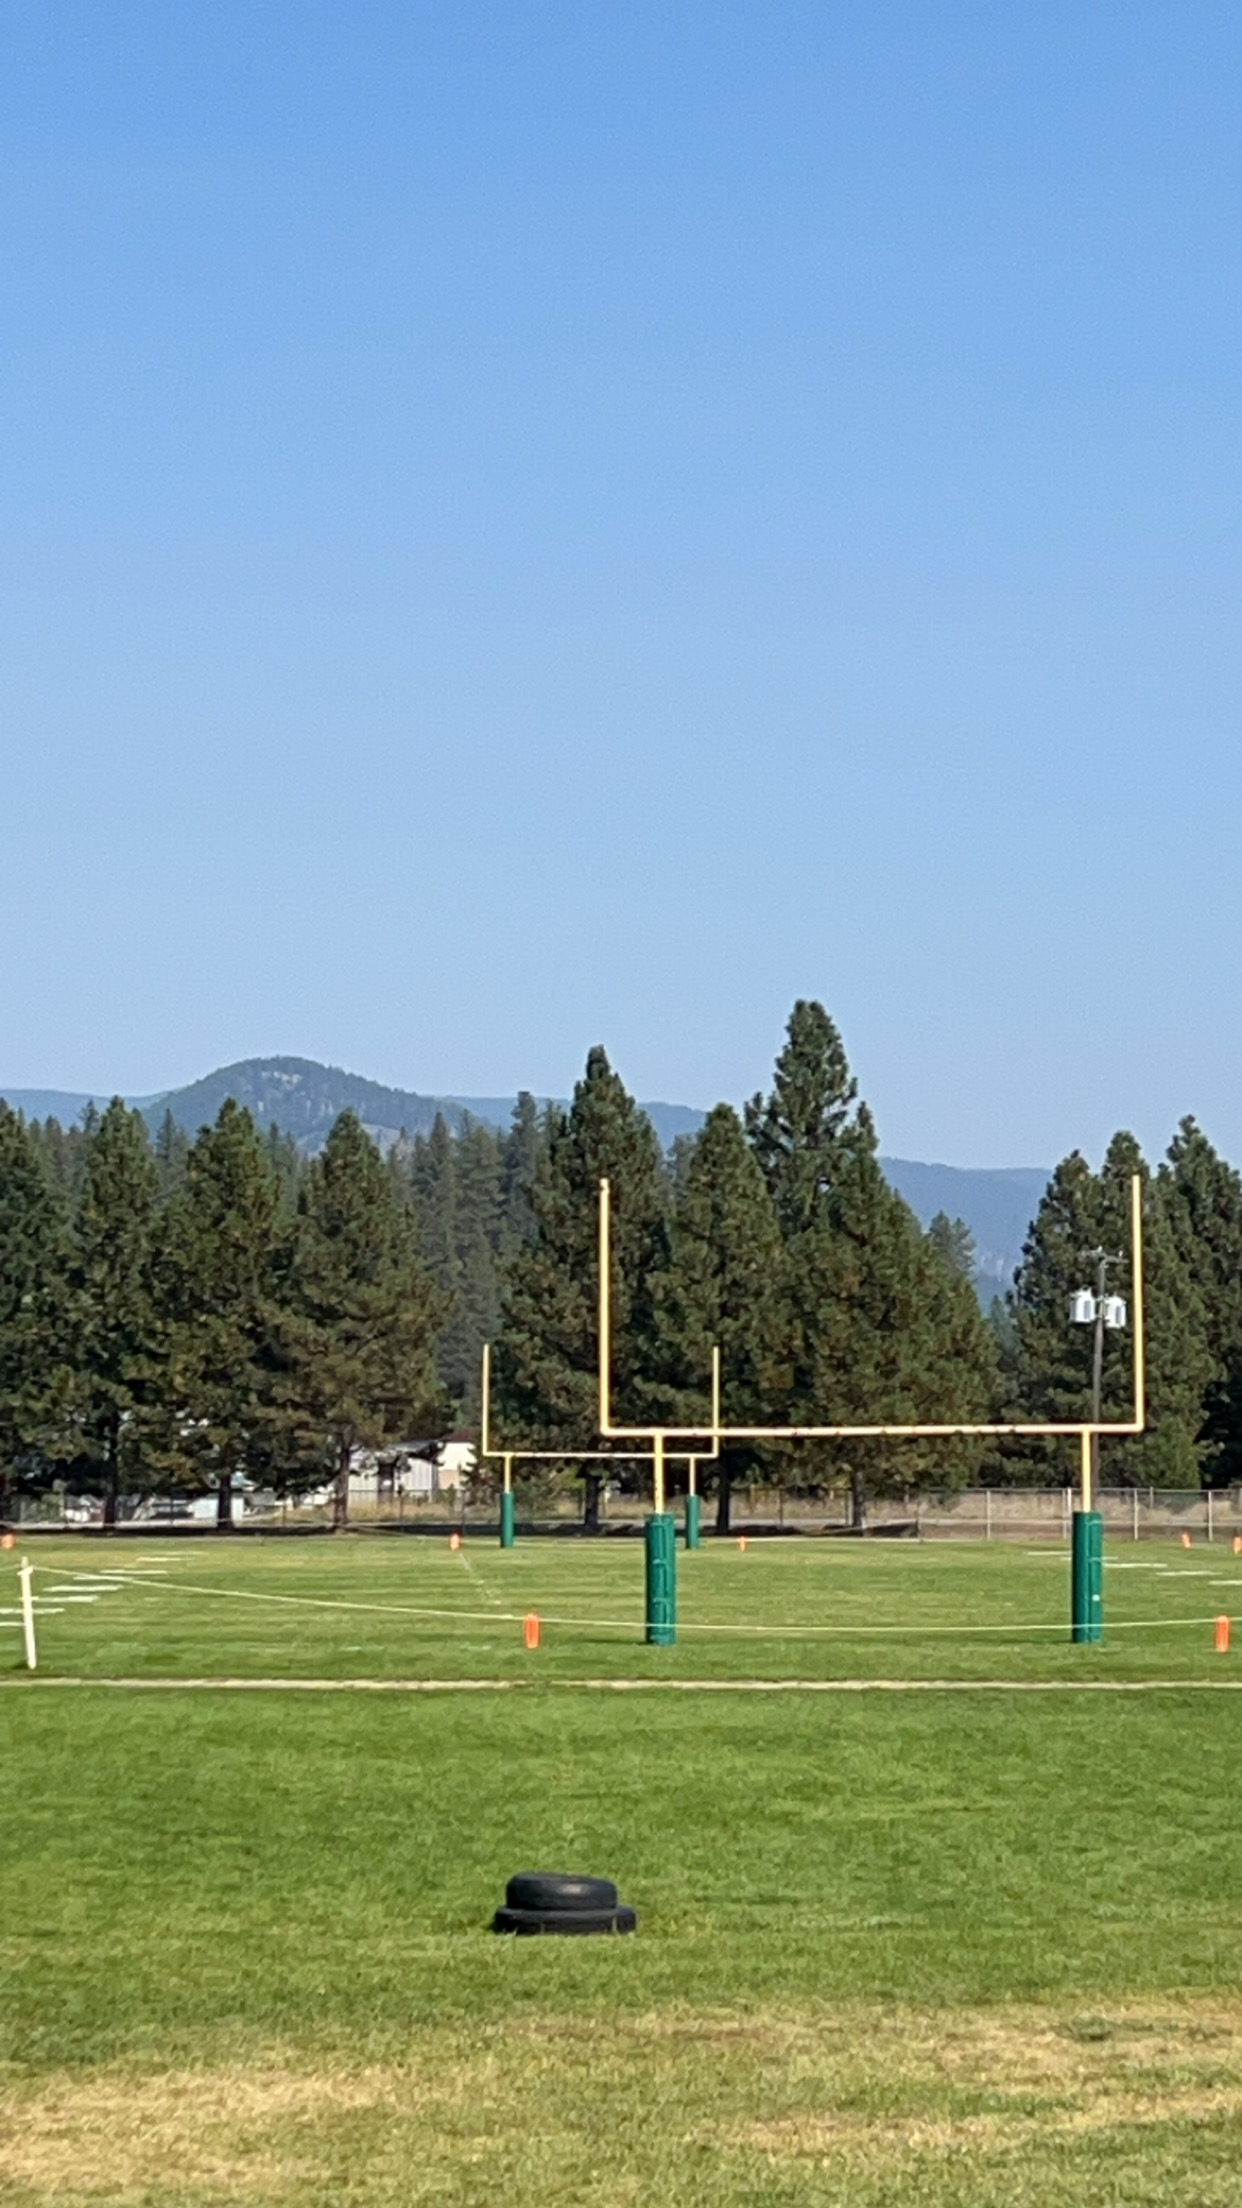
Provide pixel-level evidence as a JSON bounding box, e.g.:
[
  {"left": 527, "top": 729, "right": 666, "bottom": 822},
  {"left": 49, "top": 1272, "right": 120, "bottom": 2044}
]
[
  {"left": 927, "top": 1213, "right": 976, "bottom": 1285},
  {"left": 500, "top": 1092, "right": 543, "bottom": 1254},
  {"left": 745, "top": 999, "right": 859, "bottom": 1236},
  {"left": 748, "top": 1005, "right": 995, "bottom": 1522},
  {"left": 1008, "top": 1137, "right": 1210, "bottom": 1488},
  {"left": 498, "top": 1048, "right": 669, "bottom": 1523},
  {"left": 445, "top": 1118, "right": 505, "bottom": 1415},
  {"left": 0, "top": 1106, "right": 71, "bottom": 1515},
  {"left": 289, "top": 1112, "right": 447, "bottom": 1527},
  {"left": 155, "top": 1101, "right": 292, "bottom": 1524},
  {"left": 58, "top": 1100, "right": 161, "bottom": 1523},
  {"left": 1160, "top": 1117, "right": 1242, "bottom": 1484},
  {"left": 153, "top": 1109, "right": 190, "bottom": 1201},
  {"left": 651, "top": 1103, "right": 784, "bottom": 1529},
  {"left": 1098, "top": 1133, "right": 1210, "bottom": 1487}
]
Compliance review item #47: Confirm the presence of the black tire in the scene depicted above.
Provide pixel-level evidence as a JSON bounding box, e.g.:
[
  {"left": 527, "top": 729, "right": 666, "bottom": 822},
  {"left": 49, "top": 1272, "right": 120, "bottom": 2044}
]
[
  {"left": 493, "top": 1904, "right": 637, "bottom": 1937},
  {"left": 504, "top": 1871, "right": 618, "bottom": 1913}
]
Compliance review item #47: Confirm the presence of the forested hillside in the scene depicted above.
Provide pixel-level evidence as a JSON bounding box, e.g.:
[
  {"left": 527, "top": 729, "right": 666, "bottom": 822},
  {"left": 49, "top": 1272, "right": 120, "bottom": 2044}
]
[
  {"left": 4, "top": 1002, "right": 1241, "bottom": 1526},
  {"left": 0, "top": 1063, "right": 1042, "bottom": 1286}
]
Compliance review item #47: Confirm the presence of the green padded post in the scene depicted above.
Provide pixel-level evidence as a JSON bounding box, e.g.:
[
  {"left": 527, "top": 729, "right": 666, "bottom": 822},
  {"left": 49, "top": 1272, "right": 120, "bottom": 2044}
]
[
  {"left": 1071, "top": 1509, "right": 1103, "bottom": 1643},
  {"left": 499, "top": 1491, "right": 516, "bottom": 1550},
  {"left": 645, "top": 1512, "right": 677, "bottom": 1645},
  {"left": 684, "top": 1492, "right": 702, "bottom": 1550}
]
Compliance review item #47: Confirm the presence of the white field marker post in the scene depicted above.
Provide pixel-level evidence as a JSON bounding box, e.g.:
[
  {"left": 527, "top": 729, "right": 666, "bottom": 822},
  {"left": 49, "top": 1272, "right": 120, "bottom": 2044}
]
[{"left": 19, "top": 1556, "right": 37, "bottom": 1670}]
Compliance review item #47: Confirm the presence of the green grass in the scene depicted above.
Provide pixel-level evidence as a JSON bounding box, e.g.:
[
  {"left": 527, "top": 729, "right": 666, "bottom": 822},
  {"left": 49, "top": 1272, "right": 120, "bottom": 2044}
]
[
  {"left": 6, "top": 1527, "right": 1241, "bottom": 1680},
  {"left": 3, "top": 1534, "right": 1242, "bottom": 2203}
]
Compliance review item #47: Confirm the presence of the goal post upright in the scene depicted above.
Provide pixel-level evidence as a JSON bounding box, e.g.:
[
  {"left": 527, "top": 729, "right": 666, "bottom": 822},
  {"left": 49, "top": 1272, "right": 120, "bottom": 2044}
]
[
  {"left": 478, "top": 1331, "right": 714, "bottom": 1580},
  {"left": 597, "top": 1172, "right": 1147, "bottom": 1647}
]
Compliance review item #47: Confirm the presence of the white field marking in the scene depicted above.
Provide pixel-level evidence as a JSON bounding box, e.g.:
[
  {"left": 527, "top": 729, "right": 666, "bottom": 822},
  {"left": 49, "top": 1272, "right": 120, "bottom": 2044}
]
[
  {"left": 454, "top": 1549, "right": 505, "bottom": 1614},
  {"left": 3, "top": 1674, "right": 1242, "bottom": 1694},
  {"left": 43, "top": 1594, "right": 102, "bottom": 1604},
  {"left": 70, "top": 1572, "right": 1226, "bottom": 1640}
]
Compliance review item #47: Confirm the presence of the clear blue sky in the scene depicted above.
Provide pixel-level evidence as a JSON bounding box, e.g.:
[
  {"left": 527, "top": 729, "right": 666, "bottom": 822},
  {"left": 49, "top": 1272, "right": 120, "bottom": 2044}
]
[{"left": 4, "top": 2, "right": 1240, "bottom": 1167}]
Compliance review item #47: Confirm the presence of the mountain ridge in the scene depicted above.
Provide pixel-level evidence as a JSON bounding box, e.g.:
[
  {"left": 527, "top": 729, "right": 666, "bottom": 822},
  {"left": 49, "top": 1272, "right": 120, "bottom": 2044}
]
[{"left": 0, "top": 1057, "right": 1046, "bottom": 1292}]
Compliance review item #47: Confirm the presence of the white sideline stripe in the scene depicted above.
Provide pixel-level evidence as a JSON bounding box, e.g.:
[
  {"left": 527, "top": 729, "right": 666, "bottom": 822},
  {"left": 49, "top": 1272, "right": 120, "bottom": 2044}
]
[
  {"left": 2, "top": 1675, "right": 1241, "bottom": 1694},
  {"left": 32, "top": 1569, "right": 1227, "bottom": 1638}
]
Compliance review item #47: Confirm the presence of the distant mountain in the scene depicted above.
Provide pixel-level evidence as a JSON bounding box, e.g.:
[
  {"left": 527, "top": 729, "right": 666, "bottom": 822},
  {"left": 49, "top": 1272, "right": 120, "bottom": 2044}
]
[
  {"left": 0, "top": 1088, "right": 100, "bottom": 1124},
  {"left": 880, "top": 1157, "right": 1047, "bottom": 1297},
  {"left": 0, "top": 1058, "right": 1047, "bottom": 1295},
  {"left": 0, "top": 1060, "right": 705, "bottom": 1157}
]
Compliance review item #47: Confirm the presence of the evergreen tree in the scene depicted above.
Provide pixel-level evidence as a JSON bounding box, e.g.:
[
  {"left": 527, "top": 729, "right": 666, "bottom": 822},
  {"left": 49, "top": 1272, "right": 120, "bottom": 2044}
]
[
  {"left": 748, "top": 1005, "right": 994, "bottom": 1521},
  {"left": 745, "top": 999, "right": 860, "bottom": 1235},
  {"left": 500, "top": 1092, "right": 543, "bottom": 1254},
  {"left": 1160, "top": 1117, "right": 1242, "bottom": 1484},
  {"left": 155, "top": 1101, "right": 293, "bottom": 1524},
  {"left": 26, "top": 1114, "right": 91, "bottom": 1210},
  {"left": 498, "top": 1048, "right": 669, "bottom": 1523},
  {"left": 444, "top": 1117, "right": 504, "bottom": 1415},
  {"left": 58, "top": 1101, "right": 161, "bottom": 1523},
  {"left": 263, "top": 1123, "right": 304, "bottom": 1217},
  {"left": 153, "top": 1109, "right": 191, "bottom": 1201},
  {"left": 1098, "top": 1132, "right": 1210, "bottom": 1486},
  {"left": 289, "top": 1112, "right": 447, "bottom": 1527},
  {"left": 652, "top": 1103, "right": 784, "bottom": 1529},
  {"left": 926, "top": 1212, "right": 976, "bottom": 1285},
  {"left": 409, "top": 1111, "right": 460, "bottom": 1308},
  {"left": 0, "top": 1106, "right": 71, "bottom": 1514},
  {"left": 1008, "top": 1137, "right": 1210, "bottom": 1487}
]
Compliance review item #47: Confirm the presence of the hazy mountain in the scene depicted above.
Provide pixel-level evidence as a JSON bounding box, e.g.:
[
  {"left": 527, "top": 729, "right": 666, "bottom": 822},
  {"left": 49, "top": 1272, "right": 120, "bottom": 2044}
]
[
  {"left": 0, "top": 1061, "right": 703, "bottom": 1156},
  {"left": 0, "top": 1058, "right": 1047, "bottom": 1293},
  {"left": 0, "top": 1089, "right": 100, "bottom": 1124},
  {"left": 880, "top": 1157, "right": 1047, "bottom": 1296}
]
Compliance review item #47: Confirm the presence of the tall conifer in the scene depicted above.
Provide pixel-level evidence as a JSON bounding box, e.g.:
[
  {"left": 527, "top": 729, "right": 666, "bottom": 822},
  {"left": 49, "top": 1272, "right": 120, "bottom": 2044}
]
[
  {"left": 155, "top": 1101, "right": 291, "bottom": 1523},
  {"left": 0, "top": 1106, "right": 70, "bottom": 1514},
  {"left": 289, "top": 1112, "right": 446, "bottom": 1526},
  {"left": 498, "top": 1048, "right": 669, "bottom": 1521},
  {"left": 652, "top": 1103, "right": 784, "bottom": 1528},
  {"left": 60, "top": 1100, "right": 161, "bottom": 1522}
]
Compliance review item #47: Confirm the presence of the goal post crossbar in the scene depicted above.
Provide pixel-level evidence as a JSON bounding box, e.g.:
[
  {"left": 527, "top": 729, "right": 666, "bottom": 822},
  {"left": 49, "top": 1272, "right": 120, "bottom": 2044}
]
[{"left": 596, "top": 1174, "right": 1147, "bottom": 1461}]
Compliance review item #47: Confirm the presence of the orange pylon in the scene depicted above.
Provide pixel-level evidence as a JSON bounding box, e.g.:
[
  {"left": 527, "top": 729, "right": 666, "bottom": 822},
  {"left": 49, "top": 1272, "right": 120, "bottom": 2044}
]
[{"left": 1216, "top": 1616, "right": 1231, "bottom": 1654}]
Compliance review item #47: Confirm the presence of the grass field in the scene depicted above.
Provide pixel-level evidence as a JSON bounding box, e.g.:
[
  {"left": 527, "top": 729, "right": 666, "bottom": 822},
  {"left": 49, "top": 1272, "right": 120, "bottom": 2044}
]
[{"left": 4, "top": 1532, "right": 1242, "bottom": 2204}]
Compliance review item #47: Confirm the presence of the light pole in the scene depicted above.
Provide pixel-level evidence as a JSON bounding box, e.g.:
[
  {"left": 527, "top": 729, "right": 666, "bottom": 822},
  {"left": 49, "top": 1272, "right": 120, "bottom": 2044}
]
[{"left": 1069, "top": 1250, "right": 1127, "bottom": 1641}]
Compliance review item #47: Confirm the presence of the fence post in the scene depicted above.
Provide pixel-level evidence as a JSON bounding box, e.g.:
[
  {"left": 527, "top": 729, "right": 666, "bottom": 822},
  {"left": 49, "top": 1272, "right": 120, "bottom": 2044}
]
[
  {"left": 1133, "top": 1487, "right": 1139, "bottom": 1542},
  {"left": 1063, "top": 1486, "right": 1071, "bottom": 1541},
  {"left": 1208, "top": 1488, "right": 1214, "bottom": 1543},
  {"left": 984, "top": 1489, "right": 992, "bottom": 1541}
]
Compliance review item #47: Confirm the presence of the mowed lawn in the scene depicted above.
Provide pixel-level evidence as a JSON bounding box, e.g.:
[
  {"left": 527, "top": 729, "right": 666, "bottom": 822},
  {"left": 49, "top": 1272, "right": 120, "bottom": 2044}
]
[{"left": 3, "top": 1536, "right": 1242, "bottom": 2204}]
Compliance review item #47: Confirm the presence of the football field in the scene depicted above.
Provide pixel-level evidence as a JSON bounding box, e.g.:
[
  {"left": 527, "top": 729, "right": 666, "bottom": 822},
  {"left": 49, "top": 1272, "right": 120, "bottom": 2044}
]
[{"left": 4, "top": 1534, "right": 1242, "bottom": 2204}]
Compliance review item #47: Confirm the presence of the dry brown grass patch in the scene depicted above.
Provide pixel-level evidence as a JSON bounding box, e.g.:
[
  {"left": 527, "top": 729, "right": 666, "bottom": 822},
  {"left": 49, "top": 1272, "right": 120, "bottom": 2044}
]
[{"left": 5, "top": 2000, "right": 1242, "bottom": 2202}]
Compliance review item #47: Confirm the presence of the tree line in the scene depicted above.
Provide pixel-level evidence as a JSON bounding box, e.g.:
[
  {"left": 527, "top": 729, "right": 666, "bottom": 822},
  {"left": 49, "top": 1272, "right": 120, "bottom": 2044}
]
[{"left": 3, "top": 1000, "right": 1242, "bottom": 1525}]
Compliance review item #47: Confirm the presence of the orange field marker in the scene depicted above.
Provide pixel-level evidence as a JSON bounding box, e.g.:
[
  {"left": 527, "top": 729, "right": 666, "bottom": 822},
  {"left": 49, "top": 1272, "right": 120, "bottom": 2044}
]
[
  {"left": 523, "top": 1613, "right": 540, "bottom": 1650},
  {"left": 1181, "top": 1532, "right": 1192, "bottom": 1548},
  {"left": 1216, "top": 1616, "right": 1232, "bottom": 1654},
  {"left": 449, "top": 1531, "right": 461, "bottom": 1552},
  {"left": 738, "top": 1537, "right": 747, "bottom": 1553}
]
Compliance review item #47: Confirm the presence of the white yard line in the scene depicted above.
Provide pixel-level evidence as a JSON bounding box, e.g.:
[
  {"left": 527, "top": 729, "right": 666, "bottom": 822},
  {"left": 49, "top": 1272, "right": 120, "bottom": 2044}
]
[{"left": 3, "top": 1674, "right": 1241, "bottom": 1694}]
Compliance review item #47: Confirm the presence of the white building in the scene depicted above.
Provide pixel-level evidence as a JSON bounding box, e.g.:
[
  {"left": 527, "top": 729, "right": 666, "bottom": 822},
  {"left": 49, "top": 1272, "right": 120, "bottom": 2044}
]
[{"left": 347, "top": 1431, "right": 477, "bottom": 1503}]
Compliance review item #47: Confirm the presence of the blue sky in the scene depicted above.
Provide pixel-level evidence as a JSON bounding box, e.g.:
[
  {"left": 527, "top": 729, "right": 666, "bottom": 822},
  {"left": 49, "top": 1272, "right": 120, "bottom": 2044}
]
[{"left": 3, "top": 2, "right": 1240, "bottom": 1166}]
